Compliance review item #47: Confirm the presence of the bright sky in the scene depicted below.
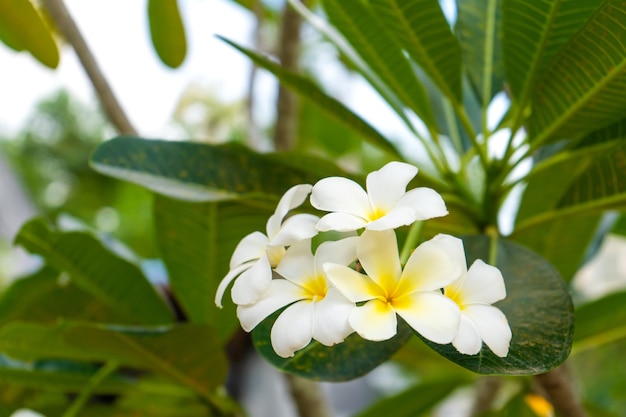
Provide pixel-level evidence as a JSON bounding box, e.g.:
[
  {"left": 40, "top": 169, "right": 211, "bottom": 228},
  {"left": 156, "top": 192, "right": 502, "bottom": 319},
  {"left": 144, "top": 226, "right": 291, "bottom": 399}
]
[{"left": 0, "top": 0, "right": 256, "bottom": 137}]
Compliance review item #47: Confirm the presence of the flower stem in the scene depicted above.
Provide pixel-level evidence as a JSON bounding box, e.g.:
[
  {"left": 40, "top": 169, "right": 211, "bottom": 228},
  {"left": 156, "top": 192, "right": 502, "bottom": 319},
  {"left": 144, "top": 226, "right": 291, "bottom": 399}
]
[
  {"left": 61, "top": 361, "right": 119, "bottom": 417},
  {"left": 400, "top": 221, "right": 423, "bottom": 265}
]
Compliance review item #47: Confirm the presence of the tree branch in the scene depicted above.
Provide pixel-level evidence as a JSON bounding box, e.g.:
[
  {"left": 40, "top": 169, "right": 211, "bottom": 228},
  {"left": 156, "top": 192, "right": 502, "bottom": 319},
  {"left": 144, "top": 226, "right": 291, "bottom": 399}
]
[
  {"left": 42, "top": 0, "right": 138, "bottom": 135},
  {"left": 273, "top": 0, "right": 304, "bottom": 151},
  {"left": 535, "top": 365, "right": 588, "bottom": 417},
  {"left": 470, "top": 376, "right": 502, "bottom": 416},
  {"left": 284, "top": 374, "right": 332, "bottom": 417}
]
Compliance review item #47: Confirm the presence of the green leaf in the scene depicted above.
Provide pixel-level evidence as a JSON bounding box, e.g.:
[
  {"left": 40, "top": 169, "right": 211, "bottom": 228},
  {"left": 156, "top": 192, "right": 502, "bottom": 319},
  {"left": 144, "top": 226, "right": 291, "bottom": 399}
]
[
  {"left": 320, "top": 0, "right": 435, "bottom": 127},
  {"left": 148, "top": 0, "right": 187, "bottom": 68},
  {"left": 0, "top": 266, "right": 131, "bottom": 325},
  {"left": 456, "top": 0, "right": 504, "bottom": 104},
  {"left": 515, "top": 140, "right": 626, "bottom": 235},
  {"left": 154, "top": 196, "right": 270, "bottom": 339},
  {"left": 354, "top": 377, "right": 469, "bottom": 417},
  {"left": 527, "top": 1, "right": 626, "bottom": 145},
  {"left": 420, "top": 235, "right": 574, "bottom": 375},
  {"left": 218, "top": 37, "right": 401, "bottom": 157},
  {"left": 252, "top": 311, "right": 412, "bottom": 381},
  {"left": 503, "top": 0, "right": 604, "bottom": 112},
  {"left": 91, "top": 136, "right": 355, "bottom": 202},
  {"left": 14, "top": 218, "right": 173, "bottom": 325},
  {"left": 572, "top": 291, "right": 626, "bottom": 355},
  {"left": 370, "top": 0, "right": 463, "bottom": 104},
  {"left": 63, "top": 324, "right": 227, "bottom": 398},
  {"left": 0, "top": 0, "right": 59, "bottom": 68}
]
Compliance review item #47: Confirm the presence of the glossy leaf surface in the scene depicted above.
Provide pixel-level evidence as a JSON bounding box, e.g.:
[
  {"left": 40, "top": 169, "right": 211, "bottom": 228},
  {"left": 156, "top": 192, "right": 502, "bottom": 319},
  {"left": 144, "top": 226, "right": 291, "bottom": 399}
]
[
  {"left": 420, "top": 235, "right": 574, "bottom": 375},
  {"left": 91, "top": 136, "right": 352, "bottom": 201},
  {"left": 252, "top": 312, "right": 412, "bottom": 381}
]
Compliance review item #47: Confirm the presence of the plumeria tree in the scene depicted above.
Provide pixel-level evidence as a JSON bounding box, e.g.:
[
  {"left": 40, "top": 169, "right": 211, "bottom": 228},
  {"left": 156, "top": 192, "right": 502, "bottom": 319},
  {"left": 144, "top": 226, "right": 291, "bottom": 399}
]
[{"left": 2, "top": 0, "right": 626, "bottom": 416}]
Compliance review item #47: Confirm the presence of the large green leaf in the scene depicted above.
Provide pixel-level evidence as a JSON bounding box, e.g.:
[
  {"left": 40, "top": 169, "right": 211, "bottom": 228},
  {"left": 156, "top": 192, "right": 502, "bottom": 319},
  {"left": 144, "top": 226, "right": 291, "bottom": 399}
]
[
  {"left": 355, "top": 377, "right": 470, "bottom": 417},
  {"left": 63, "top": 324, "right": 227, "bottom": 398},
  {"left": 320, "top": 0, "right": 435, "bottom": 127},
  {"left": 572, "top": 291, "right": 626, "bottom": 355},
  {"left": 503, "top": 0, "right": 603, "bottom": 112},
  {"left": 515, "top": 140, "right": 626, "bottom": 232},
  {"left": 218, "top": 38, "right": 401, "bottom": 157},
  {"left": 91, "top": 136, "right": 356, "bottom": 201},
  {"left": 527, "top": 0, "right": 626, "bottom": 145},
  {"left": 420, "top": 235, "right": 574, "bottom": 375},
  {"left": 0, "top": 322, "right": 227, "bottom": 400},
  {"left": 14, "top": 219, "right": 173, "bottom": 325},
  {"left": 0, "top": 266, "right": 130, "bottom": 325},
  {"left": 0, "top": 0, "right": 59, "bottom": 68},
  {"left": 370, "top": 0, "right": 463, "bottom": 104},
  {"left": 154, "top": 196, "right": 270, "bottom": 339},
  {"left": 148, "top": 0, "right": 187, "bottom": 68},
  {"left": 252, "top": 312, "right": 412, "bottom": 381},
  {"left": 456, "top": 0, "right": 504, "bottom": 105}
]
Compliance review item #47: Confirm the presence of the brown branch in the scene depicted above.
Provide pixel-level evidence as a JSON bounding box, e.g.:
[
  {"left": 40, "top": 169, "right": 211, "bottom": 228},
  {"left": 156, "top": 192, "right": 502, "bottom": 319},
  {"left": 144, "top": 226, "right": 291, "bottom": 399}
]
[
  {"left": 41, "top": 0, "right": 138, "bottom": 135},
  {"left": 284, "top": 374, "right": 332, "bottom": 417},
  {"left": 470, "top": 376, "right": 502, "bottom": 416},
  {"left": 245, "top": 0, "right": 264, "bottom": 149},
  {"left": 535, "top": 365, "right": 588, "bottom": 417},
  {"left": 273, "top": 0, "right": 304, "bottom": 151}
]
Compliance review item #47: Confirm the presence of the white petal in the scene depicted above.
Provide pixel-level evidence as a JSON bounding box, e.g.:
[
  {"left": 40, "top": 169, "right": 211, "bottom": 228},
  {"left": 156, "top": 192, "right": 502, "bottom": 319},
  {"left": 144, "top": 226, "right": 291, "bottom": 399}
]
[
  {"left": 349, "top": 299, "right": 397, "bottom": 341},
  {"left": 395, "top": 187, "right": 448, "bottom": 220},
  {"left": 312, "top": 287, "right": 355, "bottom": 346},
  {"left": 271, "top": 301, "right": 315, "bottom": 358},
  {"left": 310, "top": 177, "right": 371, "bottom": 218},
  {"left": 324, "top": 263, "right": 381, "bottom": 302},
  {"left": 366, "top": 206, "right": 417, "bottom": 231},
  {"left": 458, "top": 260, "right": 506, "bottom": 305},
  {"left": 358, "top": 230, "right": 402, "bottom": 293},
  {"left": 231, "top": 254, "right": 273, "bottom": 305},
  {"left": 230, "top": 231, "right": 268, "bottom": 269},
  {"left": 270, "top": 213, "right": 319, "bottom": 246},
  {"left": 452, "top": 314, "right": 483, "bottom": 355},
  {"left": 215, "top": 261, "right": 255, "bottom": 308},
  {"left": 314, "top": 237, "right": 358, "bottom": 274},
  {"left": 366, "top": 161, "right": 417, "bottom": 210},
  {"left": 394, "top": 291, "right": 461, "bottom": 344},
  {"left": 266, "top": 184, "right": 313, "bottom": 237},
  {"left": 316, "top": 212, "right": 367, "bottom": 232},
  {"left": 236, "top": 279, "right": 303, "bottom": 331},
  {"left": 275, "top": 239, "right": 315, "bottom": 287},
  {"left": 400, "top": 236, "right": 463, "bottom": 294},
  {"left": 464, "top": 304, "right": 512, "bottom": 357}
]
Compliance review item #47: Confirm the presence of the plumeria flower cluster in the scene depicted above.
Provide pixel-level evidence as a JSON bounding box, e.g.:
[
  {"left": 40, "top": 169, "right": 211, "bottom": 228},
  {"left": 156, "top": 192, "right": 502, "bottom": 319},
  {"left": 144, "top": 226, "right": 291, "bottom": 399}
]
[{"left": 215, "top": 161, "right": 512, "bottom": 359}]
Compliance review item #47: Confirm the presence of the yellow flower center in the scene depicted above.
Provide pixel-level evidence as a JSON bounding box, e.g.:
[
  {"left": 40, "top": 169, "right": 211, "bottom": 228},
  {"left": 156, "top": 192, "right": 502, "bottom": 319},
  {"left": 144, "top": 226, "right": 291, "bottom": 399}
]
[
  {"left": 267, "top": 246, "right": 286, "bottom": 267},
  {"left": 366, "top": 206, "right": 388, "bottom": 222},
  {"left": 444, "top": 288, "right": 466, "bottom": 310},
  {"left": 300, "top": 275, "right": 328, "bottom": 302}
]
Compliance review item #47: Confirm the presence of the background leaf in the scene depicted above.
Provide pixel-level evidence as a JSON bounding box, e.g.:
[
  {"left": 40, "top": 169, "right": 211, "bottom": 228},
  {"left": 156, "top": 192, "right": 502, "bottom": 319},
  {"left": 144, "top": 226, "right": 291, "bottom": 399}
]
[
  {"left": 527, "top": 0, "right": 626, "bottom": 145},
  {"left": 0, "top": 0, "right": 59, "bottom": 68},
  {"left": 572, "top": 291, "right": 626, "bottom": 355},
  {"left": 14, "top": 219, "right": 173, "bottom": 325},
  {"left": 370, "top": 0, "right": 462, "bottom": 105},
  {"left": 148, "top": 0, "right": 187, "bottom": 68},
  {"left": 252, "top": 312, "right": 412, "bottom": 381},
  {"left": 154, "top": 196, "right": 270, "bottom": 340},
  {"left": 456, "top": 0, "right": 504, "bottom": 104},
  {"left": 419, "top": 235, "right": 574, "bottom": 375},
  {"left": 91, "top": 136, "right": 354, "bottom": 202}
]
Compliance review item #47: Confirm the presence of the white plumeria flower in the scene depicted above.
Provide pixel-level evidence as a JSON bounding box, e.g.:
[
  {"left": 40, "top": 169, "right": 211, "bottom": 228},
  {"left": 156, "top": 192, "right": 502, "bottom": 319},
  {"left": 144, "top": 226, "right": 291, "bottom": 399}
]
[
  {"left": 237, "top": 237, "right": 359, "bottom": 358},
  {"left": 310, "top": 161, "right": 447, "bottom": 232},
  {"left": 441, "top": 239, "right": 512, "bottom": 357},
  {"left": 324, "top": 230, "right": 462, "bottom": 344},
  {"left": 215, "top": 184, "right": 319, "bottom": 307}
]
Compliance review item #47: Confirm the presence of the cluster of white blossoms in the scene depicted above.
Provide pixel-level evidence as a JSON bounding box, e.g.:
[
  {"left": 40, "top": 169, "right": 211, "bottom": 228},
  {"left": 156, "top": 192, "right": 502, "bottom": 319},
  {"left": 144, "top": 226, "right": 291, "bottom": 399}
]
[{"left": 215, "top": 162, "right": 512, "bottom": 359}]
